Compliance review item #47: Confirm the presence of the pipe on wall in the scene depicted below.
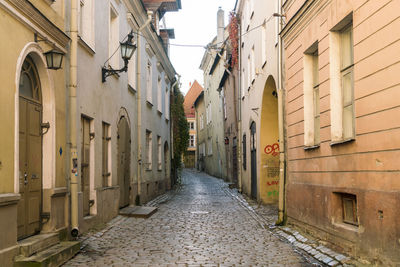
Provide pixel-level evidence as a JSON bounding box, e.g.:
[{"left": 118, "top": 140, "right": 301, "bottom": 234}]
[
  {"left": 136, "top": 11, "right": 153, "bottom": 204},
  {"left": 69, "top": 0, "right": 79, "bottom": 237}
]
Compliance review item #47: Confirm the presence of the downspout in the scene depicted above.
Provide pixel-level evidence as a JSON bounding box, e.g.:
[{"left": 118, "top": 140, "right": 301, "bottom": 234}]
[
  {"left": 237, "top": 18, "right": 243, "bottom": 193},
  {"left": 277, "top": 0, "right": 286, "bottom": 225},
  {"left": 136, "top": 11, "right": 153, "bottom": 205},
  {"left": 69, "top": 0, "right": 79, "bottom": 237}
]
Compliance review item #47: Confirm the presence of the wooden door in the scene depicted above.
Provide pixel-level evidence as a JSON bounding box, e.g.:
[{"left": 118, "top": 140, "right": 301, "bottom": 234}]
[
  {"left": 17, "top": 57, "right": 42, "bottom": 239},
  {"left": 250, "top": 122, "right": 257, "bottom": 199},
  {"left": 117, "top": 117, "right": 130, "bottom": 208},
  {"left": 81, "top": 117, "right": 91, "bottom": 216}
]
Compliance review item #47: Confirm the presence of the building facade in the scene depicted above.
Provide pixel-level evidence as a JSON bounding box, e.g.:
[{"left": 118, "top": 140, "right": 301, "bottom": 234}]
[
  {"left": 0, "top": 0, "right": 180, "bottom": 265},
  {"left": 236, "top": 0, "right": 281, "bottom": 203},
  {"left": 183, "top": 81, "right": 204, "bottom": 168},
  {"left": 281, "top": 0, "right": 400, "bottom": 264},
  {"left": 199, "top": 8, "right": 228, "bottom": 180}
]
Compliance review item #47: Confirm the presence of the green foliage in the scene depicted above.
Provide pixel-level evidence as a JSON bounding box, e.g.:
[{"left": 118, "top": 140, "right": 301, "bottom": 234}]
[{"left": 171, "top": 86, "right": 189, "bottom": 173}]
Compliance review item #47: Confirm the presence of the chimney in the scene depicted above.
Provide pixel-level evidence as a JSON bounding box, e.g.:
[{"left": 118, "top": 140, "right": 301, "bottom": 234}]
[
  {"left": 217, "top": 7, "right": 224, "bottom": 47},
  {"left": 189, "top": 82, "right": 192, "bottom": 88}
]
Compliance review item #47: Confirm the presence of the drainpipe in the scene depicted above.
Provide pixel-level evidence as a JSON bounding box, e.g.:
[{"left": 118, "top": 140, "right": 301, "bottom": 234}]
[
  {"left": 136, "top": 11, "right": 153, "bottom": 205},
  {"left": 277, "top": 0, "right": 286, "bottom": 225},
  {"left": 69, "top": 0, "right": 79, "bottom": 237},
  {"left": 237, "top": 19, "right": 243, "bottom": 193}
]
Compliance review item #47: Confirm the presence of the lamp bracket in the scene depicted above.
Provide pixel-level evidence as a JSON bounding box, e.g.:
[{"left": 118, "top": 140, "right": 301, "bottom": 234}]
[{"left": 102, "top": 59, "right": 129, "bottom": 83}]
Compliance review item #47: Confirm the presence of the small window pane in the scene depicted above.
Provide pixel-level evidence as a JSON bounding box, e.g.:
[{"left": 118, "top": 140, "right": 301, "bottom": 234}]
[
  {"left": 342, "top": 70, "right": 353, "bottom": 105},
  {"left": 343, "top": 105, "right": 354, "bottom": 139},
  {"left": 341, "top": 26, "right": 353, "bottom": 69}
]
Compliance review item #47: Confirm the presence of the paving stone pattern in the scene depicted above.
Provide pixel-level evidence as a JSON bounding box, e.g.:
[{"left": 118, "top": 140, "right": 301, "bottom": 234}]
[{"left": 64, "top": 169, "right": 317, "bottom": 267}]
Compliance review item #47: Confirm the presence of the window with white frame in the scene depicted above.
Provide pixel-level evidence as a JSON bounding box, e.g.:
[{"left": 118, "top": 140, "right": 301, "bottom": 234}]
[
  {"left": 330, "top": 18, "right": 354, "bottom": 142},
  {"left": 200, "top": 114, "right": 204, "bottom": 130},
  {"left": 222, "top": 89, "right": 227, "bottom": 120},
  {"left": 189, "top": 135, "right": 195, "bottom": 148},
  {"left": 304, "top": 43, "right": 320, "bottom": 147},
  {"left": 262, "top": 23, "right": 267, "bottom": 66},
  {"left": 145, "top": 130, "right": 152, "bottom": 170},
  {"left": 146, "top": 60, "right": 152, "bottom": 104},
  {"left": 206, "top": 105, "right": 209, "bottom": 125},
  {"left": 157, "top": 136, "right": 162, "bottom": 170},
  {"left": 247, "top": 55, "right": 251, "bottom": 88},
  {"left": 79, "top": 0, "right": 94, "bottom": 46},
  {"left": 251, "top": 46, "right": 255, "bottom": 82},
  {"left": 102, "top": 122, "right": 111, "bottom": 187},
  {"left": 109, "top": 5, "right": 119, "bottom": 69},
  {"left": 128, "top": 28, "right": 137, "bottom": 90},
  {"left": 165, "top": 87, "right": 169, "bottom": 120},
  {"left": 189, "top": 121, "right": 195, "bottom": 130},
  {"left": 157, "top": 76, "right": 162, "bottom": 112},
  {"left": 207, "top": 139, "right": 213, "bottom": 155}
]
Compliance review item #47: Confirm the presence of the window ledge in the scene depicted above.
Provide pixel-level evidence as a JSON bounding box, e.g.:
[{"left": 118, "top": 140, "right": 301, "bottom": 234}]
[
  {"left": 304, "top": 144, "right": 320, "bottom": 151},
  {"left": 332, "top": 221, "right": 361, "bottom": 233},
  {"left": 262, "top": 61, "right": 267, "bottom": 69},
  {"left": 128, "top": 84, "right": 136, "bottom": 94},
  {"left": 157, "top": 110, "right": 162, "bottom": 116},
  {"left": 165, "top": 118, "right": 169, "bottom": 123},
  {"left": 330, "top": 138, "right": 355, "bottom": 146},
  {"left": 145, "top": 168, "right": 152, "bottom": 172},
  {"left": 78, "top": 36, "right": 95, "bottom": 55},
  {"left": 146, "top": 100, "right": 153, "bottom": 107},
  {"left": 251, "top": 79, "right": 255, "bottom": 85}
]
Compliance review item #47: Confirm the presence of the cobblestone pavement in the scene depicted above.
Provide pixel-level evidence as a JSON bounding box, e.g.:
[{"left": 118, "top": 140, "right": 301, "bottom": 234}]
[{"left": 64, "top": 169, "right": 316, "bottom": 267}]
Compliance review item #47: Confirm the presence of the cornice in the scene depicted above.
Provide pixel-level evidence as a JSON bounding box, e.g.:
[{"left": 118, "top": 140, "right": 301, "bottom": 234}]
[
  {"left": 7, "top": 0, "right": 70, "bottom": 48},
  {"left": 281, "top": 0, "right": 331, "bottom": 48}
]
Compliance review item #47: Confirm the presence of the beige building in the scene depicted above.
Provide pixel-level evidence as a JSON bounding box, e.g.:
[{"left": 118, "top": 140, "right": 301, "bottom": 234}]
[
  {"left": 194, "top": 92, "right": 206, "bottom": 171},
  {"left": 236, "top": 0, "right": 281, "bottom": 203},
  {"left": 281, "top": 0, "right": 400, "bottom": 264}
]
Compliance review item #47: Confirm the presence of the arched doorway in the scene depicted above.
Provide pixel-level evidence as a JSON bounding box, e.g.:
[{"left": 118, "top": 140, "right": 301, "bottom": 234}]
[
  {"left": 250, "top": 121, "right": 257, "bottom": 199},
  {"left": 164, "top": 142, "right": 170, "bottom": 190},
  {"left": 17, "top": 55, "right": 42, "bottom": 239},
  {"left": 117, "top": 116, "right": 131, "bottom": 208},
  {"left": 260, "top": 76, "right": 279, "bottom": 203}
]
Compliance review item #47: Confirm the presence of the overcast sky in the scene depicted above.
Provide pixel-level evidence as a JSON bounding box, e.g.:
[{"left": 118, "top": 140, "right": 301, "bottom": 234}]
[{"left": 164, "top": 0, "right": 237, "bottom": 94}]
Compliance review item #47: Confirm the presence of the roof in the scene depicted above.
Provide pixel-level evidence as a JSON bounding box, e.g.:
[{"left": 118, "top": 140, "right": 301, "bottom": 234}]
[
  {"left": 193, "top": 91, "right": 204, "bottom": 107},
  {"left": 183, "top": 80, "right": 204, "bottom": 118}
]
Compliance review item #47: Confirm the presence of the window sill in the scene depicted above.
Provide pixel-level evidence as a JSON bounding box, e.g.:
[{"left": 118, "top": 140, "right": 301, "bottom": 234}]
[
  {"left": 145, "top": 168, "right": 152, "bottom": 172},
  {"left": 128, "top": 84, "right": 136, "bottom": 94},
  {"left": 146, "top": 100, "right": 153, "bottom": 107},
  {"left": 251, "top": 79, "right": 255, "bottom": 85},
  {"left": 332, "top": 221, "right": 360, "bottom": 233},
  {"left": 330, "top": 138, "right": 355, "bottom": 147},
  {"left": 304, "top": 144, "right": 320, "bottom": 150},
  {"left": 250, "top": 11, "right": 254, "bottom": 20},
  {"left": 78, "top": 36, "right": 95, "bottom": 55},
  {"left": 157, "top": 110, "right": 162, "bottom": 116},
  {"left": 165, "top": 118, "right": 169, "bottom": 123},
  {"left": 262, "top": 61, "right": 267, "bottom": 69}
]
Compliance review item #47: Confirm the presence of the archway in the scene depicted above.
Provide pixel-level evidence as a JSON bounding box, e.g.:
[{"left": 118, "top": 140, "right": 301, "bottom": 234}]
[
  {"left": 117, "top": 115, "right": 131, "bottom": 208},
  {"left": 14, "top": 43, "right": 56, "bottom": 240},
  {"left": 259, "top": 76, "right": 279, "bottom": 203}
]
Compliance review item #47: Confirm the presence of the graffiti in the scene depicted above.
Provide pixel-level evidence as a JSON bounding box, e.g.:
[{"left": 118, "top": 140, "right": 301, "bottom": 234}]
[
  {"left": 267, "top": 180, "right": 279, "bottom": 186},
  {"left": 264, "top": 143, "right": 280, "bottom": 156},
  {"left": 267, "top": 190, "right": 279, "bottom": 197},
  {"left": 265, "top": 159, "right": 280, "bottom": 177}
]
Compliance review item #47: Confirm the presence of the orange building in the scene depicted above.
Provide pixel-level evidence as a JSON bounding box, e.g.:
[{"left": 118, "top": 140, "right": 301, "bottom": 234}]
[
  {"left": 281, "top": 0, "right": 400, "bottom": 265},
  {"left": 183, "top": 81, "right": 204, "bottom": 168}
]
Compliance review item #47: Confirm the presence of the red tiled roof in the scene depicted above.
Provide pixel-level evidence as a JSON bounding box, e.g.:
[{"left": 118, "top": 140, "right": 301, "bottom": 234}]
[{"left": 184, "top": 80, "right": 204, "bottom": 117}]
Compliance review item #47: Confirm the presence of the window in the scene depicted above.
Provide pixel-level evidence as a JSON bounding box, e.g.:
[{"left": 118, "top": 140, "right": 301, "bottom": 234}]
[
  {"left": 251, "top": 46, "right": 255, "bottom": 82},
  {"left": 157, "top": 136, "right": 162, "bottom": 170},
  {"left": 157, "top": 76, "right": 162, "bottom": 112},
  {"left": 128, "top": 28, "right": 137, "bottom": 90},
  {"left": 304, "top": 43, "right": 320, "bottom": 147},
  {"left": 261, "top": 23, "right": 267, "bottom": 66},
  {"left": 340, "top": 24, "right": 354, "bottom": 140},
  {"left": 329, "top": 19, "right": 354, "bottom": 143},
  {"left": 200, "top": 143, "right": 206, "bottom": 156},
  {"left": 165, "top": 87, "right": 169, "bottom": 120},
  {"left": 247, "top": 55, "right": 251, "bottom": 88},
  {"left": 102, "top": 122, "right": 111, "bottom": 187},
  {"left": 189, "top": 135, "right": 195, "bottom": 147},
  {"left": 189, "top": 122, "right": 195, "bottom": 130},
  {"left": 242, "top": 134, "right": 247, "bottom": 170},
  {"left": 342, "top": 193, "right": 358, "bottom": 226},
  {"left": 145, "top": 130, "right": 152, "bottom": 170},
  {"left": 207, "top": 139, "right": 213, "bottom": 155},
  {"left": 109, "top": 5, "right": 119, "bottom": 69},
  {"left": 200, "top": 114, "right": 204, "bottom": 130},
  {"left": 146, "top": 60, "right": 152, "bottom": 103},
  {"left": 79, "top": 0, "right": 94, "bottom": 46},
  {"left": 222, "top": 89, "right": 227, "bottom": 120}
]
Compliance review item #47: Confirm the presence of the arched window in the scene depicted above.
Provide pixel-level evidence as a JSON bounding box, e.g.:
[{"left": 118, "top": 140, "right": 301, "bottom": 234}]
[{"left": 19, "top": 56, "right": 41, "bottom": 102}]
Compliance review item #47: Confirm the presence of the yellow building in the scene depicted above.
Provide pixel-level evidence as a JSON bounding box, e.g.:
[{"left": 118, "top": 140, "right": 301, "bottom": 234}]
[{"left": 0, "top": 0, "right": 72, "bottom": 265}]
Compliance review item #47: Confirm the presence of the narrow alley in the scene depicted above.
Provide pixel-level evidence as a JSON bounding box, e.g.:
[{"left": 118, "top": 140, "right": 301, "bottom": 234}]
[{"left": 63, "top": 169, "right": 311, "bottom": 267}]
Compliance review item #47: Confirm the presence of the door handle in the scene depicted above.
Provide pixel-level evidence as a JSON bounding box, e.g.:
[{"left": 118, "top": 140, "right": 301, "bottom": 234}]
[{"left": 24, "top": 172, "right": 28, "bottom": 185}]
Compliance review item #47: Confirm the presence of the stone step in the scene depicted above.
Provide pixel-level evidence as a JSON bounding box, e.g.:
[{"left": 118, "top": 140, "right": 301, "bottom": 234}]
[
  {"left": 119, "top": 205, "right": 158, "bottom": 218},
  {"left": 14, "top": 241, "right": 80, "bottom": 267},
  {"left": 18, "top": 233, "right": 60, "bottom": 257}
]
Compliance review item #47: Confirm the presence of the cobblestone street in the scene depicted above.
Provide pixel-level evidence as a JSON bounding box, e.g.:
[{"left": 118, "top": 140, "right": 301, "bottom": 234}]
[{"left": 64, "top": 169, "right": 314, "bottom": 267}]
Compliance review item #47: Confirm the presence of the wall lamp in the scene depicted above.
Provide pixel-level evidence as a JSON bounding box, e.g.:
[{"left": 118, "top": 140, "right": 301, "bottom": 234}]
[
  {"left": 34, "top": 33, "right": 65, "bottom": 70},
  {"left": 102, "top": 31, "right": 136, "bottom": 83}
]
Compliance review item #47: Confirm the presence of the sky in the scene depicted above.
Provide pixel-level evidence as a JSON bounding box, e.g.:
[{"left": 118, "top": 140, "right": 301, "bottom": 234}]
[{"left": 164, "top": 0, "right": 237, "bottom": 94}]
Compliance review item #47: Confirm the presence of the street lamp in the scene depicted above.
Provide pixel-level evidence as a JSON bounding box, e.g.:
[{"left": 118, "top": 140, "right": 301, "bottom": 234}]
[
  {"left": 44, "top": 49, "right": 65, "bottom": 70},
  {"left": 102, "top": 31, "right": 136, "bottom": 82}
]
